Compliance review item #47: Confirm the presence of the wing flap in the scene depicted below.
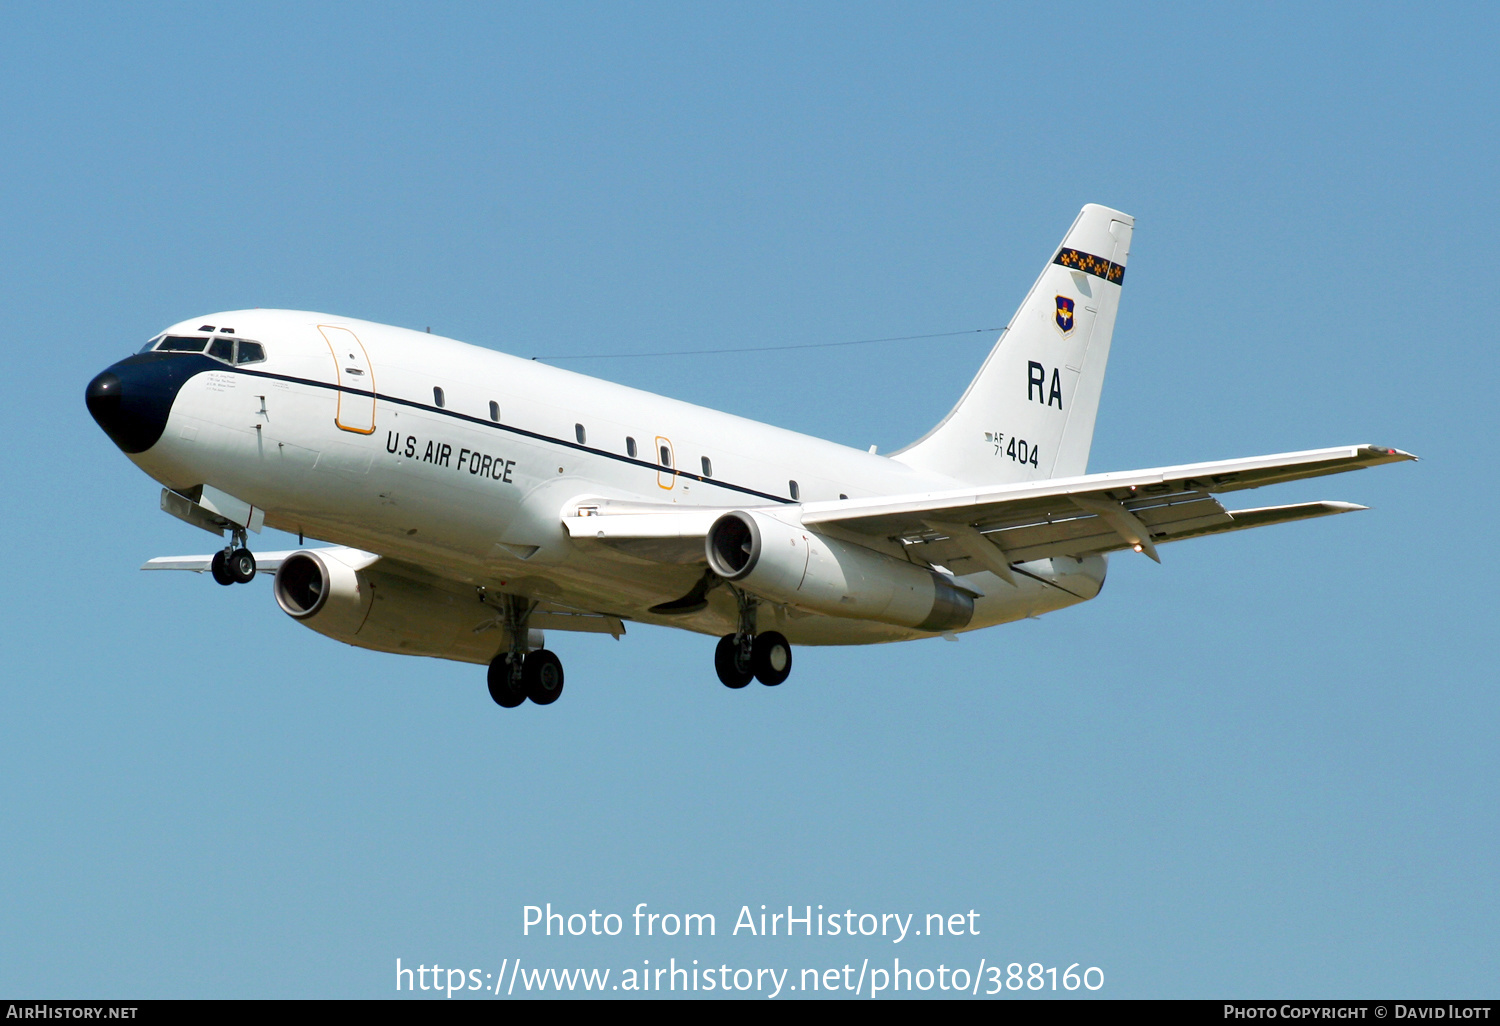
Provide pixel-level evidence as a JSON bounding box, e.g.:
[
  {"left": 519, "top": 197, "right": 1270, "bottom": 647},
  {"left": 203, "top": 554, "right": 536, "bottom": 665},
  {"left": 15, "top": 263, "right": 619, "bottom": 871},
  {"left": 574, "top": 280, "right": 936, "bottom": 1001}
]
[
  {"left": 902, "top": 499, "right": 1368, "bottom": 570},
  {"left": 528, "top": 608, "right": 627, "bottom": 638}
]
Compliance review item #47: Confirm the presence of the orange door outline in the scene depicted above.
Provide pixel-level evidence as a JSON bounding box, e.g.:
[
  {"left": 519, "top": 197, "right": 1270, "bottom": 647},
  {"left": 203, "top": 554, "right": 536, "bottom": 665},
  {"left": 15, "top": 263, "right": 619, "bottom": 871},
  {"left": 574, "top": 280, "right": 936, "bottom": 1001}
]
[{"left": 318, "top": 325, "right": 377, "bottom": 434}]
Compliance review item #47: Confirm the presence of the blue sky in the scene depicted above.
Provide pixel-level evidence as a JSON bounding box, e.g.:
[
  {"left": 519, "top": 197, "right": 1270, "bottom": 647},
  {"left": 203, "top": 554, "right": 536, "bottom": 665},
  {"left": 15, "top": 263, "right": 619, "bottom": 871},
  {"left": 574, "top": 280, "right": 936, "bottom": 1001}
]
[{"left": 2, "top": 2, "right": 1495, "bottom": 998}]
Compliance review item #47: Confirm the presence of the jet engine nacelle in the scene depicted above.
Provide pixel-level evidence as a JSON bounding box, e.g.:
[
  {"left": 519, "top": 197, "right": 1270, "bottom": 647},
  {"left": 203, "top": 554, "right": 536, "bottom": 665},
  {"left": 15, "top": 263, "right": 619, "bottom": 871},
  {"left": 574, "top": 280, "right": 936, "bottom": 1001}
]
[
  {"left": 704, "top": 511, "right": 974, "bottom": 632},
  {"left": 273, "top": 549, "right": 534, "bottom": 664}
]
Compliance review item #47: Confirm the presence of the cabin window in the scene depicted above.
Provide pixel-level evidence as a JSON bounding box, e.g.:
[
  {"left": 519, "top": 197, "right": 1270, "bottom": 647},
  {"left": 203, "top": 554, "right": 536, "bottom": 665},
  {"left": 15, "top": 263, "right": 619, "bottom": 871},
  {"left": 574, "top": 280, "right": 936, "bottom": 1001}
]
[
  {"left": 489, "top": 401, "right": 500, "bottom": 422},
  {"left": 701, "top": 456, "right": 713, "bottom": 477},
  {"left": 839, "top": 493, "right": 848, "bottom": 500},
  {"left": 575, "top": 423, "right": 587, "bottom": 444},
  {"left": 433, "top": 387, "right": 445, "bottom": 408},
  {"left": 207, "top": 338, "right": 234, "bottom": 362},
  {"left": 626, "top": 436, "right": 637, "bottom": 458},
  {"left": 233, "top": 341, "right": 265, "bottom": 365},
  {"left": 659, "top": 445, "right": 672, "bottom": 468},
  {"left": 789, "top": 480, "right": 800, "bottom": 501}
]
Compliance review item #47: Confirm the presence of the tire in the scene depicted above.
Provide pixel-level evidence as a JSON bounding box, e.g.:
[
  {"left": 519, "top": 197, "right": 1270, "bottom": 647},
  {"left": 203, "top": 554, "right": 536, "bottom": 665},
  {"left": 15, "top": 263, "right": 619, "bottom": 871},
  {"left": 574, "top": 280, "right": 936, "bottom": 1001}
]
[
  {"left": 523, "top": 650, "right": 565, "bottom": 706},
  {"left": 229, "top": 547, "right": 257, "bottom": 584},
  {"left": 714, "top": 634, "right": 753, "bottom": 689},
  {"left": 210, "top": 550, "right": 235, "bottom": 586},
  {"left": 752, "top": 631, "right": 792, "bottom": 686},
  {"left": 487, "top": 655, "right": 527, "bottom": 708}
]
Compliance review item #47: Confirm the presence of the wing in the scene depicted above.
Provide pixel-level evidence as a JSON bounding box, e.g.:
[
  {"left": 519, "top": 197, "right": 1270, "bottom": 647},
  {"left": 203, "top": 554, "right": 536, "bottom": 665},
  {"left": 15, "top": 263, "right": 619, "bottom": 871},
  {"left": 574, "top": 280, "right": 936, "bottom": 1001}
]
[
  {"left": 800, "top": 444, "right": 1414, "bottom": 577},
  {"left": 562, "top": 444, "right": 1415, "bottom": 579},
  {"left": 142, "top": 550, "right": 302, "bottom": 572}
]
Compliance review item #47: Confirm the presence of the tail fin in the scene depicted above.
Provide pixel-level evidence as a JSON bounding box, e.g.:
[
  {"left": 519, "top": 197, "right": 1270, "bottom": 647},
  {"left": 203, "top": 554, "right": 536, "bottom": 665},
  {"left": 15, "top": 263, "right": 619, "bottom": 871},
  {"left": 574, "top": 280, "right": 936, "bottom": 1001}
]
[{"left": 891, "top": 204, "right": 1133, "bottom": 484}]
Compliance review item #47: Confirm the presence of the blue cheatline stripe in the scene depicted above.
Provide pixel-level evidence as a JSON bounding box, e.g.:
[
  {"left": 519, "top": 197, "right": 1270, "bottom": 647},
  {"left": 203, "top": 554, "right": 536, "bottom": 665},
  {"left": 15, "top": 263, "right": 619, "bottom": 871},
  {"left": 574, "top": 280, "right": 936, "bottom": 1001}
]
[{"left": 229, "top": 365, "right": 796, "bottom": 505}]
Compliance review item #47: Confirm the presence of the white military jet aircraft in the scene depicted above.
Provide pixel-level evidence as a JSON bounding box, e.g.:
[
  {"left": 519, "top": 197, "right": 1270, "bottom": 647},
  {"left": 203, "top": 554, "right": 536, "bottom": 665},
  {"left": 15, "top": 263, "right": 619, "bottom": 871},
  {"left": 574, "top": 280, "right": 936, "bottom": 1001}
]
[{"left": 86, "top": 204, "right": 1412, "bottom": 707}]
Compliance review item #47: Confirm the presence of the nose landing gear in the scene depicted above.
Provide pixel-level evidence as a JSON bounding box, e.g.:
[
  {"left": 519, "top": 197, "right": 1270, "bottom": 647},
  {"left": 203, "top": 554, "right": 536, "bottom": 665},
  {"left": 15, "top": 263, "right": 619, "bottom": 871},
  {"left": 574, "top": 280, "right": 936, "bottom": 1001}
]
[
  {"left": 210, "top": 528, "right": 257, "bottom": 586},
  {"left": 714, "top": 588, "right": 794, "bottom": 689}
]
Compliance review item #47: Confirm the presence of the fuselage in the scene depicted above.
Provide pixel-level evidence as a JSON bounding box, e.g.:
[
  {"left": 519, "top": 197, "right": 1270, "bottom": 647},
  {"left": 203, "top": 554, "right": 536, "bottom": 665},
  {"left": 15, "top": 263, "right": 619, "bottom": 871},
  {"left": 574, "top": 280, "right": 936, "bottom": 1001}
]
[{"left": 87, "top": 309, "right": 1105, "bottom": 648}]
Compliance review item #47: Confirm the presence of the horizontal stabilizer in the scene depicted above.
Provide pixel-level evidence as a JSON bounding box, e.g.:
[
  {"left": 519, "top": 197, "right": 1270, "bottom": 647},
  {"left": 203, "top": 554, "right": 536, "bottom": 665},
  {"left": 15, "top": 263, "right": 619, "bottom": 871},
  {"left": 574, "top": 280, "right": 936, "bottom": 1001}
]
[{"left": 1164, "top": 501, "right": 1367, "bottom": 544}]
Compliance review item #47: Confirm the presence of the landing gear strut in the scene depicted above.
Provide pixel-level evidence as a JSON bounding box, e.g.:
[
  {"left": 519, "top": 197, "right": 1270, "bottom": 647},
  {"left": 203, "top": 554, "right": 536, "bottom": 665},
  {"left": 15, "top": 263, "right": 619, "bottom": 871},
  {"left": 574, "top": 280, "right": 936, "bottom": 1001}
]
[
  {"left": 714, "top": 587, "right": 793, "bottom": 688},
  {"left": 482, "top": 592, "right": 565, "bottom": 708},
  {"left": 210, "top": 528, "right": 256, "bottom": 586}
]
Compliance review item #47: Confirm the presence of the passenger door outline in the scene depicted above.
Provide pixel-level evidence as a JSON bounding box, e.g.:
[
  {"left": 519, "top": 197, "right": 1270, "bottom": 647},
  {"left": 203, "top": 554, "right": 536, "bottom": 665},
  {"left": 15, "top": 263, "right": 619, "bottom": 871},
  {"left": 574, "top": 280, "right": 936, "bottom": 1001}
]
[{"left": 319, "top": 325, "right": 376, "bottom": 434}]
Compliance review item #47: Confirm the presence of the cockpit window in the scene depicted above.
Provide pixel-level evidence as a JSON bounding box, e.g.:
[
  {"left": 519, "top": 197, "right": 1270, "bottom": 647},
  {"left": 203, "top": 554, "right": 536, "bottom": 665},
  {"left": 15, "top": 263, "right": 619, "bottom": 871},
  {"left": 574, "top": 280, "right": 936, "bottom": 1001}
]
[
  {"left": 234, "top": 341, "right": 265, "bottom": 365},
  {"left": 137, "top": 335, "right": 164, "bottom": 354},
  {"left": 147, "top": 334, "right": 267, "bottom": 364},
  {"left": 156, "top": 335, "right": 209, "bottom": 353}
]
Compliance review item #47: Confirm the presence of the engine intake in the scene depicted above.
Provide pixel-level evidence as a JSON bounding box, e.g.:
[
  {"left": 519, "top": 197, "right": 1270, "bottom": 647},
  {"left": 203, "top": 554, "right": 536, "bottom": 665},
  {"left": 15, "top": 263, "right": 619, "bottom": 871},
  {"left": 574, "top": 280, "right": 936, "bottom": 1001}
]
[
  {"left": 275, "top": 552, "right": 331, "bottom": 617},
  {"left": 707, "top": 510, "right": 759, "bottom": 578},
  {"left": 273, "top": 549, "right": 522, "bottom": 664},
  {"left": 274, "top": 550, "right": 372, "bottom": 636}
]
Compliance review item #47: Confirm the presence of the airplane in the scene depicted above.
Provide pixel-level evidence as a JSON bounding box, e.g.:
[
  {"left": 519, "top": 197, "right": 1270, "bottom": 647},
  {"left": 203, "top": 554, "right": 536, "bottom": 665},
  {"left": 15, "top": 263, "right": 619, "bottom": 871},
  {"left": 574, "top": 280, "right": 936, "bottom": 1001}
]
[{"left": 84, "top": 204, "right": 1414, "bottom": 708}]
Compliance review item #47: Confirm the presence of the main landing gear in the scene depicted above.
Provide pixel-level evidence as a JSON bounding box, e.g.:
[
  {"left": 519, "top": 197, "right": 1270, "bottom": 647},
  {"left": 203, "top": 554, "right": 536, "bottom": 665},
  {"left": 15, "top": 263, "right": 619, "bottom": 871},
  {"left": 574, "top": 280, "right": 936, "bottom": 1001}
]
[
  {"left": 487, "top": 650, "right": 564, "bottom": 708},
  {"left": 714, "top": 587, "right": 793, "bottom": 689},
  {"left": 483, "top": 593, "right": 565, "bottom": 708},
  {"left": 210, "top": 528, "right": 256, "bottom": 586}
]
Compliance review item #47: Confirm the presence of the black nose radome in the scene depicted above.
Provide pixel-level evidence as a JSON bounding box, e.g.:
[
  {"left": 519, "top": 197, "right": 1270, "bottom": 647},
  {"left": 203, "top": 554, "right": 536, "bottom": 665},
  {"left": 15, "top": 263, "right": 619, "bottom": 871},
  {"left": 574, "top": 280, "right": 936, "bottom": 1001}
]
[
  {"left": 86, "top": 353, "right": 203, "bottom": 454},
  {"left": 86, "top": 369, "right": 149, "bottom": 451},
  {"left": 85, "top": 371, "right": 121, "bottom": 415}
]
